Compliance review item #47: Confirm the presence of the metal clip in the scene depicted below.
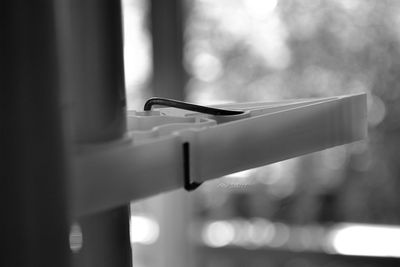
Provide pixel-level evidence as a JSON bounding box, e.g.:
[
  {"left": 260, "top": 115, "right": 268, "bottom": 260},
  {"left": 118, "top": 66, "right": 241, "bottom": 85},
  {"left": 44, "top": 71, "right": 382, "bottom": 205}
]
[{"left": 183, "top": 142, "right": 202, "bottom": 191}]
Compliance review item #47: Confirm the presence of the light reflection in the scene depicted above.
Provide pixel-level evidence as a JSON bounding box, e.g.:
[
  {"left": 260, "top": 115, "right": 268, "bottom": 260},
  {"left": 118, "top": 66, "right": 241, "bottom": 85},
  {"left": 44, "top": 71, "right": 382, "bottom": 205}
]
[
  {"left": 224, "top": 169, "right": 255, "bottom": 180},
  {"left": 202, "top": 221, "right": 235, "bottom": 247},
  {"left": 69, "top": 223, "right": 83, "bottom": 253},
  {"left": 327, "top": 223, "right": 400, "bottom": 258},
  {"left": 201, "top": 219, "right": 400, "bottom": 258},
  {"left": 202, "top": 219, "right": 294, "bottom": 249},
  {"left": 130, "top": 215, "right": 160, "bottom": 245}
]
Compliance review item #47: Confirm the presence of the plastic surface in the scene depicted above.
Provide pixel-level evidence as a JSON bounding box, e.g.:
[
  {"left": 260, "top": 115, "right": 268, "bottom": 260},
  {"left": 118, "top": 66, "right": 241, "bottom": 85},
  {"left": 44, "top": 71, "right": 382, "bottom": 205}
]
[{"left": 73, "top": 93, "right": 367, "bottom": 216}]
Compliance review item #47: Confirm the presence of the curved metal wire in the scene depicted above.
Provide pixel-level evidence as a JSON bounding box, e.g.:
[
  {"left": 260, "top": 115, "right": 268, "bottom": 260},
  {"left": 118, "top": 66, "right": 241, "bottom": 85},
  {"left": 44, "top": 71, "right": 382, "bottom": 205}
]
[{"left": 144, "top": 97, "right": 244, "bottom": 116}]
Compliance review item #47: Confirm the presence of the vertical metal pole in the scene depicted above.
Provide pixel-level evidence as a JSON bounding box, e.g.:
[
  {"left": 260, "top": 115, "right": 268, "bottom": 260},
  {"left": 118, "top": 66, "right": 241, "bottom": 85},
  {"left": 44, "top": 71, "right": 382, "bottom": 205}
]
[
  {"left": 151, "top": 0, "right": 187, "bottom": 100},
  {"left": 56, "top": 0, "right": 132, "bottom": 266},
  {"left": 149, "top": 1, "right": 194, "bottom": 267},
  {"left": 2, "top": 1, "right": 70, "bottom": 267}
]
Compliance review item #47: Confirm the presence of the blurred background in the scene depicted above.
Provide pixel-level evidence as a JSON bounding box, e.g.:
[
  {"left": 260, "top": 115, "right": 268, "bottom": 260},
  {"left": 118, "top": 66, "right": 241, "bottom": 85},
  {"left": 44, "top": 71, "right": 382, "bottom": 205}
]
[{"left": 122, "top": 0, "right": 400, "bottom": 266}]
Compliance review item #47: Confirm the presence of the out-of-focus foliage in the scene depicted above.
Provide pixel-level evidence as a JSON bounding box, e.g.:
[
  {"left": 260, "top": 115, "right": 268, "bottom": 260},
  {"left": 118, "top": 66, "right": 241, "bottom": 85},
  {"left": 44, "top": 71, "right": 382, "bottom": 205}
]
[{"left": 186, "top": 0, "right": 400, "bottom": 225}]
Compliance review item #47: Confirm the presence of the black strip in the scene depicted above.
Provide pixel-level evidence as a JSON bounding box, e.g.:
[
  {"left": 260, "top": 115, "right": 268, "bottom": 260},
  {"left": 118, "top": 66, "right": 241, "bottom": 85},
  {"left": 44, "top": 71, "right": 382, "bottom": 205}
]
[
  {"left": 183, "top": 142, "right": 202, "bottom": 191},
  {"left": 144, "top": 97, "right": 244, "bottom": 116}
]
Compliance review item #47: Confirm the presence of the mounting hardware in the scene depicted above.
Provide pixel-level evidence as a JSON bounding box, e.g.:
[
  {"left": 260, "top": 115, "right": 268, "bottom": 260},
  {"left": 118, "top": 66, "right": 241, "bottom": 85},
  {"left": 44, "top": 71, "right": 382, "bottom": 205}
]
[
  {"left": 183, "top": 142, "right": 202, "bottom": 191},
  {"left": 144, "top": 97, "right": 244, "bottom": 116}
]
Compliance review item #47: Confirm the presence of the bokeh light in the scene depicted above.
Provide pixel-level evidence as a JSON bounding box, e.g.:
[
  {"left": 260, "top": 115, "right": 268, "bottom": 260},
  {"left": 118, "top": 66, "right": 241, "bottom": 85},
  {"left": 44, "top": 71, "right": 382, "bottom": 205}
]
[
  {"left": 202, "top": 221, "right": 235, "bottom": 247},
  {"left": 327, "top": 223, "right": 400, "bottom": 258},
  {"left": 130, "top": 215, "right": 160, "bottom": 245}
]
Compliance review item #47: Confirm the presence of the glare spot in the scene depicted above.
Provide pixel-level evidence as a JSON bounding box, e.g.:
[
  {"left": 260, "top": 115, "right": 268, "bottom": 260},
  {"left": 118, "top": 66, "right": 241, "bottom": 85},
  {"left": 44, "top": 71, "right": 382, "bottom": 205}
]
[
  {"left": 225, "top": 169, "right": 254, "bottom": 180},
  {"left": 130, "top": 215, "right": 160, "bottom": 245},
  {"left": 326, "top": 224, "right": 400, "bottom": 258},
  {"left": 202, "top": 221, "right": 235, "bottom": 247},
  {"left": 69, "top": 223, "right": 83, "bottom": 253}
]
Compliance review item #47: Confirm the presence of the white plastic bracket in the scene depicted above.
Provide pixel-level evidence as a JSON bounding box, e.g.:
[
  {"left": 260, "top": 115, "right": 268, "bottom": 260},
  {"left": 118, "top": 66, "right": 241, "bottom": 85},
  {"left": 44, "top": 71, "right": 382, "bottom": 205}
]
[{"left": 72, "top": 93, "right": 367, "bottom": 216}]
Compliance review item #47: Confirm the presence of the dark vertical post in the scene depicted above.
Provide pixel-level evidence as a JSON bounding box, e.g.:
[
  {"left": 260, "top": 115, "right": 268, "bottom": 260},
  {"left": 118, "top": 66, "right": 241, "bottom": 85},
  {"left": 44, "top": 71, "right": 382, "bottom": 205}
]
[
  {"left": 151, "top": 0, "right": 187, "bottom": 100},
  {"left": 149, "top": 1, "right": 194, "bottom": 267},
  {"left": 2, "top": 1, "right": 70, "bottom": 267},
  {"left": 56, "top": 0, "right": 132, "bottom": 266}
]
